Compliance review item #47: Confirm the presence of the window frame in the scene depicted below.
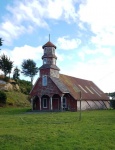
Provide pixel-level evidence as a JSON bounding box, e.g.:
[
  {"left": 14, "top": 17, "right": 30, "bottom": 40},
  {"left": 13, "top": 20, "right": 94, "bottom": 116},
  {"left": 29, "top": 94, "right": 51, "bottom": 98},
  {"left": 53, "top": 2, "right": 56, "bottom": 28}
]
[
  {"left": 43, "top": 58, "right": 47, "bottom": 64},
  {"left": 43, "top": 98, "right": 48, "bottom": 108},
  {"left": 42, "top": 75, "right": 47, "bottom": 86},
  {"left": 63, "top": 97, "right": 67, "bottom": 108}
]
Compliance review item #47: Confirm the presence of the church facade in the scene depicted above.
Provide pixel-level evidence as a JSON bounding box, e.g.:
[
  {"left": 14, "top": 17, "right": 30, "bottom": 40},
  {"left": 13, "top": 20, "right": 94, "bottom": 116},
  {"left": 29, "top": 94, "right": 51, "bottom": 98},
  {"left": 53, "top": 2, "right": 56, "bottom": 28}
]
[{"left": 30, "top": 40, "right": 110, "bottom": 111}]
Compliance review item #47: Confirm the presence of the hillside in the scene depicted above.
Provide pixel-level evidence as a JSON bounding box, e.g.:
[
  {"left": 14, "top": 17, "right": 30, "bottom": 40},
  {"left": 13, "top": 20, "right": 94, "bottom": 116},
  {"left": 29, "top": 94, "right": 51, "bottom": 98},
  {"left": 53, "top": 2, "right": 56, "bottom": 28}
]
[
  {"left": 0, "top": 75, "right": 31, "bottom": 107},
  {"left": 5, "top": 91, "right": 31, "bottom": 107}
]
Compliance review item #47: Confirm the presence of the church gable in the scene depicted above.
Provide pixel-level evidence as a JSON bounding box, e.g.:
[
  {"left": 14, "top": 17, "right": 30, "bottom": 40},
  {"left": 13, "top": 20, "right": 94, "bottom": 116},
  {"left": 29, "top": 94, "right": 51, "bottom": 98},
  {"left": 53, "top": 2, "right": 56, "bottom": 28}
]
[{"left": 30, "top": 76, "right": 63, "bottom": 97}]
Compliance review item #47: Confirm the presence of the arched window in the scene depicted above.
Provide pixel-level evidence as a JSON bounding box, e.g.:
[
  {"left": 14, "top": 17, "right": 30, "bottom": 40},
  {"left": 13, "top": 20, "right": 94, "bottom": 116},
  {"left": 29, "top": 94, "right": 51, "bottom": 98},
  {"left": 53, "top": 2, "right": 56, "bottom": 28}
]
[
  {"left": 42, "top": 75, "right": 47, "bottom": 86},
  {"left": 44, "top": 48, "right": 47, "bottom": 53},
  {"left": 43, "top": 98, "right": 47, "bottom": 108},
  {"left": 43, "top": 58, "right": 47, "bottom": 64}
]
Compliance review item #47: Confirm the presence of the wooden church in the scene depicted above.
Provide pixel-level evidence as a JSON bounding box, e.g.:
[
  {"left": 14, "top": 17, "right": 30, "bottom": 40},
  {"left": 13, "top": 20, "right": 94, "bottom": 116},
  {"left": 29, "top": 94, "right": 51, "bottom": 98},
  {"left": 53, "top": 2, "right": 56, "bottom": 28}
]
[{"left": 30, "top": 40, "right": 110, "bottom": 111}]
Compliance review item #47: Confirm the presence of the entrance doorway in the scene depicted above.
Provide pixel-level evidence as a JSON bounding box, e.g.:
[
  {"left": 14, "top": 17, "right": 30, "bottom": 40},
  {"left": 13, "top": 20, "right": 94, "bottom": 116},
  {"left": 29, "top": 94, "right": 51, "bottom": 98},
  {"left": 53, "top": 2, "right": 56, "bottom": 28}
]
[{"left": 52, "top": 98, "right": 59, "bottom": 110}]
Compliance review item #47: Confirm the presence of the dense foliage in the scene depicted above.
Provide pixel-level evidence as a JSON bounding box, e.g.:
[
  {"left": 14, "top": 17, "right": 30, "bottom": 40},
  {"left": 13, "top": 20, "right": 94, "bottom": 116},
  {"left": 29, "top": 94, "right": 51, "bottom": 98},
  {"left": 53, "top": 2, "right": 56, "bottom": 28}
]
[
  {"left": 108, "top": 92, "right": 115, "bottom": 97},
  {"left": 108, "top": 92, "right": 115, "bottom": 109},
  {"left": 110, "top": 100, "right": 115, "bottom": 109},
  {"left": 18, "top": 79, "right": 31, "bottom": 95},
  {"left": 0, "top": 38, "right": 3, "bottom": 50},
  {"left": 0, "top": 54, "right": 13, "bottom": 77},
  {"left": 0, "top": 91, "right": 7, "bottom": 104},
  {"left": 13, "top": 67, "right": 20, "bottom": 80},
  {"left": 21, "top": 59, "right": 38, "bottom": 87}
]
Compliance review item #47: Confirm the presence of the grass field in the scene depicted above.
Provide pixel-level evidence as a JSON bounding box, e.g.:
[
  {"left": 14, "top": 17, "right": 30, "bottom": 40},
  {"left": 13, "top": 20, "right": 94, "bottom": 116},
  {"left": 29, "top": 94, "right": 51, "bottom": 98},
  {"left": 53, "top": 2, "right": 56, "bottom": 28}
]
[{"left": 0, "top": 108, "right": 115, "bottom": 150}]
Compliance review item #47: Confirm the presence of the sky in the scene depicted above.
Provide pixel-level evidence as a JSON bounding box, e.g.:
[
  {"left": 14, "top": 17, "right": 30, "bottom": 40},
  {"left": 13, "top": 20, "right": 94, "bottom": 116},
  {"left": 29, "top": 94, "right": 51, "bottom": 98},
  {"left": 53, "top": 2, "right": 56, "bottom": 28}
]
[{"left": 0, "top": 0, "right": 115, "bottom": 93}]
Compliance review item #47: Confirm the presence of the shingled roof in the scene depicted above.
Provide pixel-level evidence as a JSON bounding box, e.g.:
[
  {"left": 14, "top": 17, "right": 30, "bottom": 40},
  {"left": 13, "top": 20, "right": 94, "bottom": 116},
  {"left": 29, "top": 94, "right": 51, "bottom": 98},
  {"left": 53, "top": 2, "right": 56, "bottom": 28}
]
[
  {"left": 50, "top": 76, "right": 69, "bottom": 93},
  {"left": 42, "top": 41, "right": 56, "bottom": 49},
  {"left": 59, "top": 74, "right": 109, "bottom": 100},
  {"left": 39, "top": 64, "right": 60, "bottom": 71}
]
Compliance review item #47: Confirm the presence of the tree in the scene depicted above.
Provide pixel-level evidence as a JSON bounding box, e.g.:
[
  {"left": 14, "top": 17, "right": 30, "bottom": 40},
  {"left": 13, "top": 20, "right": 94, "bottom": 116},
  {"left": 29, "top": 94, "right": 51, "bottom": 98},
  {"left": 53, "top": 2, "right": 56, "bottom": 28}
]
[
  {"left": 0, "top": 38, "right": 3, "bottom": 50},
  {"left": 21, "top": 59, "right": 39, "bottom": 87},
  {"left": 108, "top": 92, "right": 115, "bottom": 109},
  {"left": 13, "top": 67, "right": 20, "bottom": 81},
  {"left": 0, "top": 54, "right": 13, "bottom": 77}
]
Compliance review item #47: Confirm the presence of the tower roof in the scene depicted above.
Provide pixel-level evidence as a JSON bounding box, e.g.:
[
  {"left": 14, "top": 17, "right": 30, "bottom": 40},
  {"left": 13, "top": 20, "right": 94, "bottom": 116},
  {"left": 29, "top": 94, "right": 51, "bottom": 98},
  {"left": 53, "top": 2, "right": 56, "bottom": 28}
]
[{"left": 42, "top": 41, "right": 56, "bottom": 49}]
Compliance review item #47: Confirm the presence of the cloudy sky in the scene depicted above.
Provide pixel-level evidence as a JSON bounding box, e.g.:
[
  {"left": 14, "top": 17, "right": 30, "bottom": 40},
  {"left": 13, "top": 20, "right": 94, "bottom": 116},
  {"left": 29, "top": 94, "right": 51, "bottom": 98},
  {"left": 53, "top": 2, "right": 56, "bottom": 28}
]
[{"left": 0, "top": 0, "right": 115, "bottom": 93}]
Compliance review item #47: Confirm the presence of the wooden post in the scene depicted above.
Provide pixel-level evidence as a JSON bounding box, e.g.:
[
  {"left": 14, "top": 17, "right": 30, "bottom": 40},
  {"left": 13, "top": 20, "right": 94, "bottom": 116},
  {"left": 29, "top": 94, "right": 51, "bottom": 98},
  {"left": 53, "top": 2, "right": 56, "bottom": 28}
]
[
  {"left": 61, "top": 95, "right": 63, "bottom": 111},
  {"left": 31, "top": 98, "right": 33, "bottom": 111},
  {"left": 50, "top": 97, "right": 52, "bottom": 111},
  {"left": 40, "top": 97, "right": 41, "bottom": 111},
  {"left": 79, "top": 91, "right": 82, "bottom": 121}
]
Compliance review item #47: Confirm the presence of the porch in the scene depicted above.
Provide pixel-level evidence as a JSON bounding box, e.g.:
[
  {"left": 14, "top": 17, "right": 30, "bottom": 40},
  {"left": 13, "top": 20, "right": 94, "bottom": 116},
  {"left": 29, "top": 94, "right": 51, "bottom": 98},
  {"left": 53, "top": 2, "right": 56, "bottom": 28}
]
[{"left": 31, "top": 93, "right": 77, "bottom": 111}]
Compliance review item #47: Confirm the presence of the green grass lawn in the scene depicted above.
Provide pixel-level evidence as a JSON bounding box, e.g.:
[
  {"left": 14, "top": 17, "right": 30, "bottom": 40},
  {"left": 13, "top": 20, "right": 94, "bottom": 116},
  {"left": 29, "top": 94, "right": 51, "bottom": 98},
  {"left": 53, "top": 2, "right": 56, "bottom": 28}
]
[{"left": 0, "top": 108, "right": 115, "bottom": 150}]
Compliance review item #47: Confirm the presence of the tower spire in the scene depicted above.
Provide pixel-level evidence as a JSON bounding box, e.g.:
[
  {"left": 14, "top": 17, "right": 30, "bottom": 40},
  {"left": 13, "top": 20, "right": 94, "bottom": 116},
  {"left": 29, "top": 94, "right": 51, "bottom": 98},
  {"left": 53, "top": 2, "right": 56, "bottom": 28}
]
[{"left": 49, "top": 34, "right": 50, "bottom": 41}]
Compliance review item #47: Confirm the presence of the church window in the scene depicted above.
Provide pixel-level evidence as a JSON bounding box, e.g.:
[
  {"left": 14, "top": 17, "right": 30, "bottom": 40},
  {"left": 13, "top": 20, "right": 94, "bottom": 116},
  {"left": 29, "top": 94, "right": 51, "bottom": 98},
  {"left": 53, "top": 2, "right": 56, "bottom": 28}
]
[
  {"left": 43, "top": 98, "right": 47, "bottom": 108},
  {"left": 52, "top": 48, "right": 55, "bottom": 54},
  {"left": 63, "top": 97, "right": 67, "bottom": 109},
  {"left": 42, "top": 75, "right": 47, "bottom": 86},
  {"left": 44, "top": 48, "right": 47, "bottom": 53},
  {"left": 43, "top": 58, "right": 47, "bottom": 64}
]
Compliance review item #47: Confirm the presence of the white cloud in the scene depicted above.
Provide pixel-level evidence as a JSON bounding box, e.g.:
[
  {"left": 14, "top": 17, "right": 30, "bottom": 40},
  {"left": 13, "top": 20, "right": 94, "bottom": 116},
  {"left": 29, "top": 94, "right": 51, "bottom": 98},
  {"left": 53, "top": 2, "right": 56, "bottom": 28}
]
[
  {"left": 78, "top": 0, "right": 115, "bottom": 47},
  {"left": 76, "top": 5, "right": 115, "bottom": 88},
  {"left": 46, "top": 0, "right": 78, "bottom": 22},
  {"left": 56, "top": 52, "right": 65, "bottom": 62},
  {"left": 91, "top": 31, "right": 115, "bottom": 46},
  {"left": 61, "top": 54, "right": 115, "bottom": 93},
  {"left": 78, "top": 47, "right": 113, "bottom": 61},
  {"left": 57, "top": 36, "right": 81, "bottom": 50},
  {"left": 0, "top": 45, "right": 43, "bottom": 66},
  {"left": 0, "top": 0, "right": 78, "bottom": 45}
]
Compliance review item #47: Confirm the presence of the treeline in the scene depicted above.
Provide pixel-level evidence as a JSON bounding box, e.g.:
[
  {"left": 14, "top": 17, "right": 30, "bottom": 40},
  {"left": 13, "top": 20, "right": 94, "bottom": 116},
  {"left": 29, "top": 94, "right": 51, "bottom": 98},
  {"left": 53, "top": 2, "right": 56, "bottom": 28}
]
[
  {"left": 108, "top": 92, "right": 115, "bottom": 109},
  {"left": 0, "top": 37, "right": 38, "bottom": 86},
  {"left": 0, "top": 54, "right": 39, "bottom": 86},
  {"left": 0, "top": 38, "right": 39, "bottom": 106}
]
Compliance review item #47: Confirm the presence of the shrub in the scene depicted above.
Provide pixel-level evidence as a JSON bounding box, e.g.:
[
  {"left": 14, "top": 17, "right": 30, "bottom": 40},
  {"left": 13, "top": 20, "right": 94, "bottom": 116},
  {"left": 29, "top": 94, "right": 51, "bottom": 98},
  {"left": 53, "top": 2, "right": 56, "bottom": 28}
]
[
  {"left": 0, "top": 91, "right": 7, "bottom": 104},
  {"left": 110, "top": 100, "right": 115, "bottom": 109}
]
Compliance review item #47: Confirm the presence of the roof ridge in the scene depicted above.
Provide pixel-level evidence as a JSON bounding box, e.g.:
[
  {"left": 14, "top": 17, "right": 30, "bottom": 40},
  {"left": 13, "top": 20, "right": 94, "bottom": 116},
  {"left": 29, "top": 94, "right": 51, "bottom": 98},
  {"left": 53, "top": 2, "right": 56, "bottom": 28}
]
[{"left": 60, "top": 74, "right": 93, "bottom": 82}]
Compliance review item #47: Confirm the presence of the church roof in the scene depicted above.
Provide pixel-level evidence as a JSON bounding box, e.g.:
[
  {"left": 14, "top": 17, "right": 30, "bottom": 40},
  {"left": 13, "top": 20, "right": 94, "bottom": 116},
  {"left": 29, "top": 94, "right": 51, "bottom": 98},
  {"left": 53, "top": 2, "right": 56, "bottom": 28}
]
[
  {"left": 39, "top": 64, "right": 60, "bottom": 71},
  {"left": 50, "top": 76, "right": 69, "bottom": 93},
  {"left": 59, "top": 74, "right": 109, "bottom": 100},
  {"left": 42, "top": 41, "right": 56, "bottom": 49}
]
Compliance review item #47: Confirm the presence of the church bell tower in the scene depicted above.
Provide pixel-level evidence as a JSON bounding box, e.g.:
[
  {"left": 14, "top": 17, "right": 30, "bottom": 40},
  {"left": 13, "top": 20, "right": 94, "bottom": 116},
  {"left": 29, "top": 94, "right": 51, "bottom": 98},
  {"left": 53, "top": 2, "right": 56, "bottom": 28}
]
[{"left": 39, "top": 39, "right": 60, "bottom": 78}]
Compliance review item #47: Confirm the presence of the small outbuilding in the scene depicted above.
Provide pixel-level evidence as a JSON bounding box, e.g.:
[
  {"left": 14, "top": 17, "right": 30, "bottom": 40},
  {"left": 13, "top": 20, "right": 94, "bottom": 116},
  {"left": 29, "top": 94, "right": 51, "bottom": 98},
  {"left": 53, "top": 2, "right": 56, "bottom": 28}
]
[{"left": 30, "top": 40, "right": 110, "bottom": 111}]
